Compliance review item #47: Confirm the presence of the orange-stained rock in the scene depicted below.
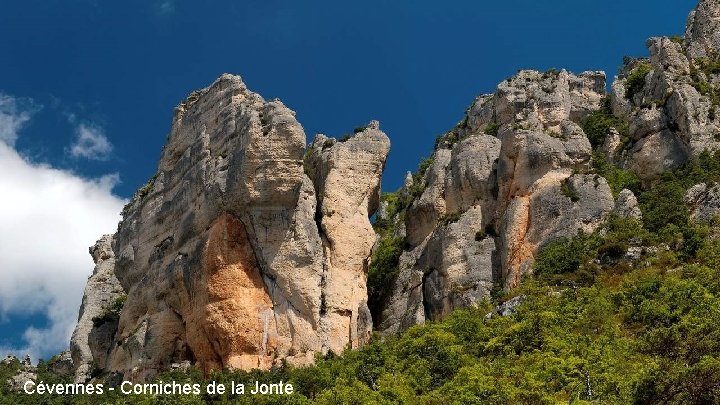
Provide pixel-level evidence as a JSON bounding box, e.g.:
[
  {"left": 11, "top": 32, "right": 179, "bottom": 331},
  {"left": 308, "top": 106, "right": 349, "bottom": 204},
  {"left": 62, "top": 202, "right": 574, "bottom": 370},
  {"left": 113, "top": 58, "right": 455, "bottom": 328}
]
[{"left": 185, "top": 213, "right": 276, "bottom": 372}]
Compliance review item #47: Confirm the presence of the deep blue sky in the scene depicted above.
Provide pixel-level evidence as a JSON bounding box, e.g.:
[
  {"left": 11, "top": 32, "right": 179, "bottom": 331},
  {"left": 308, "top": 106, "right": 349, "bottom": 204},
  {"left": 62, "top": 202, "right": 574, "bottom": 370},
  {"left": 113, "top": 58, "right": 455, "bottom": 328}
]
[
  {"left": 0, "top": 0, "right": 698, "bottom": 358},
  {"left": 1, "top": 0, "right": 696, "bottom": 196}
]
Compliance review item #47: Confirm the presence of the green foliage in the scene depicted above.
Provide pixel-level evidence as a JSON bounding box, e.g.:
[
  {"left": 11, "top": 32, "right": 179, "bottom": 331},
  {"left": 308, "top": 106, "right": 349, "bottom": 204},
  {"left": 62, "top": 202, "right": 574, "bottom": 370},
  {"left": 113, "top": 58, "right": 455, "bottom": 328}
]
[
  {"left": 625, "top": 61, "right": 652, "bottom": 100},
  {"left": 669, "top": 35, "right": 684, "bottom": 45},
  {"left": 690, "top": 58, "right": 720, "bottom": 108},
  {"left": 122, "top": 174, "right": 159, "bottom": 217},
  {"left": 92, "top": 294, "right": 127, "bottom": 326},
  {"left": 483, "top": 122, "right": 500, "bottom": 136},
  {"left": 408, "top": 156, "right": 434, "bottom": 200},
  {"left": 438, "top": 212, "right": 461, "bottom": 226},
  {"left": 533, "top": 236, "right": 591, "bottom": 286},
  {"left": 367, "top": 237, "right": 405, "bottom": 321},
  {"left": 560, "top": 178, "right": 580, "bottom": 202},
  {"left": 580, "top": 97, "right": 629, "bottom": 149},
  {"left": 321, "top": 139, "right": 335, "bottom": 150},
  {"left": 592, "top": 152, "right": 641, "bottom": 196}
]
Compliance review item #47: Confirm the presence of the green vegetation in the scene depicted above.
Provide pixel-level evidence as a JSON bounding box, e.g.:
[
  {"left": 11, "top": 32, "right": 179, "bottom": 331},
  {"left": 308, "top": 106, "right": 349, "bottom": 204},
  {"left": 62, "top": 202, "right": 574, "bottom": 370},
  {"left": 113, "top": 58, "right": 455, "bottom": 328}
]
[
  {"left": 591, "top": 152, "right": 641, "bottom": 197},
  {"left": 367, "top": 236, "right": 405, "bottom": 320},
  {"left": 639, "top": 150, "right": 720, "bottom": 234},
  {"left": 580, "top": 97, "right": 629, "bottom": 149},
  {"left": 407, "top": 156, "right": 434, "bottom": 201},
  {"left": 483, "top": 122, "right": 499, "bottom": 136},
  {"left": 690, "top": 58, "right": 720, "bottom": 109},
  {"left": 438, "top": 212, "right": 462, "bottom": 226},
  {"left": 560, "top": 178, "right": 580, "bottom": 202},
  {"left": 321, "top": 139, "right": 335, "bottom": 150},
  {"left": 625, "top": 61, "right": 652, "bottom": 100},
  {"left": 669, "top": 35, "right": 684, "bottom": 45},
  {"left": 121, "top": 174, "right": 159, "bottom": 217},
  {"left": 92, "top": 295, "right": 127, "bottom": 326}
]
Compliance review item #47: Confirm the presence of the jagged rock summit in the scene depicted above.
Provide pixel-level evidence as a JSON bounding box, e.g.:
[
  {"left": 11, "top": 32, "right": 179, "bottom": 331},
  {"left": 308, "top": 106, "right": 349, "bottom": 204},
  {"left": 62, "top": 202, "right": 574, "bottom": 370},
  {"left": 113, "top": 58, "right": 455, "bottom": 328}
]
[
  {"left": 71, "top": 74, "right": 390, "bottom": 382},
  {"left": 377, "top": 69, "right": 616, "bottom": 334},
  {"left": 68, "top": 0, "right": 720, "bottom": 384},
  {"left": 611, "top": 0, "right": 720, "bottom": 182}
]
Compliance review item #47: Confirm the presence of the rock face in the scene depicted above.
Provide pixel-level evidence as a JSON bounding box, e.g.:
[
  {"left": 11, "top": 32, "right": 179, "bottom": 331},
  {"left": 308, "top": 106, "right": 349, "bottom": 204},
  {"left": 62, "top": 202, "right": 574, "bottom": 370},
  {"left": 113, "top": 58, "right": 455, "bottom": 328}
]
[
  {"left": 68, "top": 0, "right": 720, "bottom": 380},
  {"left": 5, "top": 356, "right": 36, "bottom": 392},
  {"left": 379, "top": 70, "right": 616, "bottom": 333},
  {"left": 614, "top": 189, "right": 643, "bottom": 220},
  {"left": 71, "top": 74, "right": 389, "bottom": 382},
  {"left": 611, "top": 0, "right": 720, "bottom": 183},
  {"left": 686, "top": 182, "right": 720, "bottom": 221},
  {"left": 70, "top": 235, "right": 124, "bottom": 383}
]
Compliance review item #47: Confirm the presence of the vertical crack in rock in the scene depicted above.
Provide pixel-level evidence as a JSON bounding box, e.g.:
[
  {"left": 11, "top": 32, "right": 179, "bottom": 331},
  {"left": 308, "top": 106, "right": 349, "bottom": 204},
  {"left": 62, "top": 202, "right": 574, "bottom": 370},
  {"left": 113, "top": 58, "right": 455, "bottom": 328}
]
[{"left": 71, "top": 75, "right": 390, "bottom": 381}]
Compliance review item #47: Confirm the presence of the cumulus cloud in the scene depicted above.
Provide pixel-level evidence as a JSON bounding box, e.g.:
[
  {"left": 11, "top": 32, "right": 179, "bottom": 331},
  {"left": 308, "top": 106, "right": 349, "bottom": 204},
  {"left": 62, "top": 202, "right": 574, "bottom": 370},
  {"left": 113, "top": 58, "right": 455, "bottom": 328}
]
[
  {"left": 0, "top": 95, "right": 126, "bottom": 361},
  {"left": 0, "top": 94, "right": 39, "bottom": 147},
  {"left": 69, "top": 123, "right": 114, "bottom": 161}
]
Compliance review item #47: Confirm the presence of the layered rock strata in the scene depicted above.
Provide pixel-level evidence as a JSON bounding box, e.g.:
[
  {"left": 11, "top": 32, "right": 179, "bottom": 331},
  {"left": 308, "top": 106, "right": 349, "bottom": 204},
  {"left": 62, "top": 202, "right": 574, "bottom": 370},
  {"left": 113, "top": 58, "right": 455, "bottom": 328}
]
[
  {"left": 71, "top": 74, "right": 389, "bottom": 381},
  {"left": 379, "top": 70, "right": 615, "bottom": 334},
  {"left": 611, "top": 0, "right": 720, "bottom": 182}
]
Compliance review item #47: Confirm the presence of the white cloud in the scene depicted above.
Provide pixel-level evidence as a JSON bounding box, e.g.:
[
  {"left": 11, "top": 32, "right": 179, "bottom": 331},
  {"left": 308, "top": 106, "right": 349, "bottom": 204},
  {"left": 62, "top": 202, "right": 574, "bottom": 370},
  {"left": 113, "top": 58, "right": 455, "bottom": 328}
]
[
  {"left": 0, "top": 94, "right": 38, "bottom": 147},
  {"left": 69, "top": 123, "right": 114, "bottom": 161},
  {"left": 157, "top": 0, "right": 175, "bottom": 15},
  {"left": 0, "top": 95, "right": 126, "bottom": 362}
]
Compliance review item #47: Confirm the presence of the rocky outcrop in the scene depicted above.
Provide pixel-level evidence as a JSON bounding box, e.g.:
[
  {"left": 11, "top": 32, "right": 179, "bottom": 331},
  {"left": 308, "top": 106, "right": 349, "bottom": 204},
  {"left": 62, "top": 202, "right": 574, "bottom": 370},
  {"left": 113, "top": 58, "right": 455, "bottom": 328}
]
[
  {"left": 686, "top": 182, "right": 720, "bottom": 221},
  {"left": 614, "top": 189, "right": 643, "bottom": 220},
  {"left": 5, "top": 356, "right": 36, "bottom": 392},
  {"left": 686, "top": 0, "right": 720, "bottom": 59},
  {"left": 71, "top": 74, "right": 389, "bottom": 382},
  {"left": 304, "top": 123, "right": 390, "bottom": 353},
  {"left": 379, "top": 69, "right": 615, "bottom": 332},
  {"left": 611, "top": 0, "right": 720, "bottom": 183},
  {"left": 70, "top": 235, "right": 124, "bottom": 383},
  {"left": 67, "top": 0, "right": 720, "bottom": 379}
]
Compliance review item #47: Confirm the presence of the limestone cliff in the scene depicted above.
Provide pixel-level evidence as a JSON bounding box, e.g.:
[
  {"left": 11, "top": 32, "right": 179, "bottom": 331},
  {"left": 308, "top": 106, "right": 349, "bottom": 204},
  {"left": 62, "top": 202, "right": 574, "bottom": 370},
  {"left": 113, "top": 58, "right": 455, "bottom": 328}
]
[
  {"left": 70, "top": 0, "right": 720, "bottom": 382},
  {"left": 376, "top": 0, "right": 720, "bottom": 335},
  {"left": 611, "top": 0, "right": 720, "bottom": 183},
  {"left": 378, "top": 70, "right": 616, "bottom": 334},
  {"left": 71, "top": 74, "right": 389, "bottom": 381}
]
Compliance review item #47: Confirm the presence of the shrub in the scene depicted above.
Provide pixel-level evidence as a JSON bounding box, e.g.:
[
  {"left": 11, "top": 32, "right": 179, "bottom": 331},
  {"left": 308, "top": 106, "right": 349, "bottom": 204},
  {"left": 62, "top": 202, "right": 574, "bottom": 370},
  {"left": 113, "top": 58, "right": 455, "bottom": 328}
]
[
  {"left": 483, "top": 122, "right": 500, "bottom": 136},
  {"left": 639, "top": 180, "right": 689, "bottom": 233},
  {"left": 625, "top": 62, "right": 652, "bottom": 100},
  {"left": 560, "top": 179, "right": 580, "bottom": 202},
  {"left": 367, "top": 237, "right": 405, "bottom": 321},
  {"left": 533, "top": 236, "right": 590, "bottom": 285},
  {"left": 439, "top": 212, "right": 462, "bottom": 225},
  {"left": 581, "top": 97, "right": 629, "bottom": 149},
  {"left": 92, "top": 295, "right": 127, "bottom": 326},
  {"left": 322, "top": 139, "right": 335, "bottom": 150},
  {"left": 592, "top": 152, "right": 641, "bottom": 196}
]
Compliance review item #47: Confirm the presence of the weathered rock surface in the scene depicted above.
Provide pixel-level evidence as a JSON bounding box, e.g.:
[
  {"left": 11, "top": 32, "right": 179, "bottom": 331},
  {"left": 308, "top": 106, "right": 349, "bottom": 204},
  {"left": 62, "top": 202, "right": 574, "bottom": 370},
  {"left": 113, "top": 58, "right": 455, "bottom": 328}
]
[
  {"left": 612, "top": 0, "right": 720, "bottom": 183},
  {"left": 304, "top": 122, "right": 390, "bottom": 353},
  {"left": 379, "top": 69, "right": 615, "bottom": 332},
  {"left": 70, "top": 235, "right": 124, "bottom": 383},
  {"left": 686, "top": 182, "right": 720, "bottom": 221},
  {"left": 614, "top": 189, "right": 643, "bottom": 220},
  {"left": 686, "top": 0, "right": 720, "bottom": 59},
  {"left": 71, "top": 75, "right": 389, "bottom": 382},
  {"left": 49, "top": 351, "right": 74, "bottom": 376}
]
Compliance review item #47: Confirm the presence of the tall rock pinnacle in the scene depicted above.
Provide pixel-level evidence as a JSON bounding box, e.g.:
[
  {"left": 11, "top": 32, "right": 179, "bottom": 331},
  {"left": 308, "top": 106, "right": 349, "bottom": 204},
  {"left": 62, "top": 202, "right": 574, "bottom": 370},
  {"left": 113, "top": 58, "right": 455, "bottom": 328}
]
[{"left": 70, "top": 74, "right": 390, "bottom": 381}]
